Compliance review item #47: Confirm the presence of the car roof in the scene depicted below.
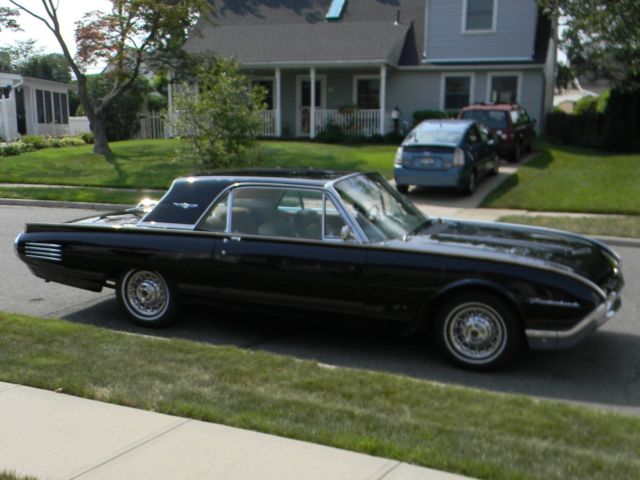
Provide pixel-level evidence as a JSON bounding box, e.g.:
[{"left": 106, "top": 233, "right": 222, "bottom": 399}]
[
  {"left": 415, "top": 119, "right": 474, "bottom": 131},
  {"left": 461, "top": 103, "right": 519, "bottom": 112},
  {"left": 184, "top": 168, "right": 355, "bottom": 187}
]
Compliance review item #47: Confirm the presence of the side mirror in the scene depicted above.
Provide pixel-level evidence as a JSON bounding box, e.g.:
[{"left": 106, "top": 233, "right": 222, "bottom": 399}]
[{"left": 340, "top": 225, "right": 355, "bottom": 241}]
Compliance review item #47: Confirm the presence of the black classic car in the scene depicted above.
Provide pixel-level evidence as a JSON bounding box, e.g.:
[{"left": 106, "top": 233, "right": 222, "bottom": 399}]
[{"left": 15, "top": 171, "right": 624, "bottom": 369}]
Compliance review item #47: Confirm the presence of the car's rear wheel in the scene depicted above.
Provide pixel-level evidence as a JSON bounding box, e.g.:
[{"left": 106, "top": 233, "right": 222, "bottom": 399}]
[
  {"left": 396, "top": 184, "right": 409, "bottom": 194},
  {"left": 509, "top": 142, "right": 521, "bottom": 163},
  {"left": 489, "top": 157, "right": 500, "bottom": 176},
  {"left": 433, "top": 291, "right": 522, "bottom": 370},
  {"left": 117, "top": 269, "right": 178, "bottom": 327},
  {"left": 462, "top": 170, "right": 476, "bottom": 196}
]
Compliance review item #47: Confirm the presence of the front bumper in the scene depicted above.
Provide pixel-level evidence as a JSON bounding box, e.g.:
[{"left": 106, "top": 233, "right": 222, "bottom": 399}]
[{"left": 525, "top": 291, "right": 622, "bottom": 350}]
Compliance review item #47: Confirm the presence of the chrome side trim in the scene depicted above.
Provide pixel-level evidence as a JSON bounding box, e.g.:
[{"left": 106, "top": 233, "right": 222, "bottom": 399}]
[
  {"left": 25, "top": 242, "right": 62, "bottom": 262},
  {"left": 526, "top": 291, "right": 620, "bottom": 350},
  {"left": 526, "top": 298, "right": 581, "bottom": 308}
]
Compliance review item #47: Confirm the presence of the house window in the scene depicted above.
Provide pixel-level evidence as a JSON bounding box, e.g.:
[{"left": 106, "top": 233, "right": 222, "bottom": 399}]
[
  {"left": 443, "top": 75, "right": 472, "bottom": 111},
  {"left": 489, "top": 75, "right": 519, "bottom": 104},
  {"left": 355, "top": 78, "right": 380, "bottom": 109},
  {"left": 464, "top": 0, "right": 496, "bottom": 32},
  {"left": 44, "top": 91, "right": 53, "bottom": 123},
  {"left": 61, "top": 93, "right": 69, "bottom": 123},
  {"left": 252, "top": 79, "right": 274, "bottom": 110},
  {"left": 36, "top": 89, "right": 45, "bottom": 124},
  {"left": 53, "top": 92, "right": 62, "bottom": 124}
]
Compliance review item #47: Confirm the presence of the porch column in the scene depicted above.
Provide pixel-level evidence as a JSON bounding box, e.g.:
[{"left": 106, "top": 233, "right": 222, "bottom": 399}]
[
  {"left": 310, "top": 66, "right": 316, "bottom": 139},
  {"left": 379, "top": 64, "right": 387, "bottom": 135},
  {"left": 1, "top": 97, "right": 11, "bottom": 141},
  {"left": 166, "top": 71, "right": 174, "bottom": 138},
  {"left": 275, "top": 68, "right": 282, "bottom": 137}
]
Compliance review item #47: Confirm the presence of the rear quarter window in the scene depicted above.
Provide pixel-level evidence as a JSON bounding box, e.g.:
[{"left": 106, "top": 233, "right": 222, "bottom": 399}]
[{"left": 461, "top": 110, "right": 508, "bottom": 129}]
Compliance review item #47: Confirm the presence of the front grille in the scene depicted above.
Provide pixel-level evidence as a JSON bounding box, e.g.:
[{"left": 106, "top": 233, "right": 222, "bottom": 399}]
[{"left": 24, "top": 242, "right": 62, "bottom": 262}]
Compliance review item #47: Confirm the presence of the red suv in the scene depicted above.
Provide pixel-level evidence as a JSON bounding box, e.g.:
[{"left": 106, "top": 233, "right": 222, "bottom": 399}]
[{"left": 459, "top": 104, "right": 535, "bottom": 162}]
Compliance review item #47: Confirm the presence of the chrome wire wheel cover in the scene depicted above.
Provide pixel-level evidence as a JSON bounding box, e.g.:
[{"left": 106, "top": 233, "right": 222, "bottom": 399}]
[
  {"left": 124, "top": 270, "right": 169, "bottom": 320},
  {"left": 444, "top": 302, "right": 507, "bottom": 364}
]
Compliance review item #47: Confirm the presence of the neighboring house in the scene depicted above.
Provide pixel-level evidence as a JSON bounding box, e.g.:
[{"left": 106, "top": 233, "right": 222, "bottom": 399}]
[
  {"left": 178, "top": 0, "right": 556, "bottom": 138},
  {"left": 0, "top": 72, "right": 71, "bottom": 141}
]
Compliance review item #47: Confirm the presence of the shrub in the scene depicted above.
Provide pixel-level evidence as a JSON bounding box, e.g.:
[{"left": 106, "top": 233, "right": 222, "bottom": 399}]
[
  {"left": 20, "top": 135, "right": 48, "bottom": 149},
  {"left": 574, "top": 96, "right": 598, "bottom": 115},
  {"left": 384, "top": 131, "right": 405, "bottom": 144},
  {"left": 545, "top": 111, "right": 605, "bottom": 146},
  {"left": 0, "top": 142, "right": 34, "bottom": 156},
  {"left": 315, "top": 124, "right": 345, "bottom": 143},
  {"left": 412, "top": 109, "right": 448, "bottom": 126},
  {"left": 81, "top": 131, "right": 94, "bottom": 144},
  {"left": 602, "top": 89, "right": 640, "bottom": 152}
]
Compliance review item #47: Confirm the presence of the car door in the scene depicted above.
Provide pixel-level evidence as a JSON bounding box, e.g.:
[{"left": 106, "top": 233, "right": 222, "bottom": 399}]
[
  {"left": 201, "top": 185, "right": 366, "bottom": 316},
  {"left": 465, "top": 124, "right": 490, "bottom": 175}
]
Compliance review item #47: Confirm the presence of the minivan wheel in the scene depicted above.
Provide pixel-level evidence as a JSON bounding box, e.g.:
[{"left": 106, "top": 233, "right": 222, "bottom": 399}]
[
  {"left": 117, "top": 269, "right": 178, "bottom": 327},
  {"left": 509, "top": 143, "right": 521, "bottom": 163},
  {"left": 433, "top": 291, "right": 523, "bottom": 370}
]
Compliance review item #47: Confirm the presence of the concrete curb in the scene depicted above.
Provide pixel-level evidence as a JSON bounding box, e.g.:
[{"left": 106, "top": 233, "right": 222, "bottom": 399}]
[{"left": 0, "top": 198, "right": 130, "bottom": 211}]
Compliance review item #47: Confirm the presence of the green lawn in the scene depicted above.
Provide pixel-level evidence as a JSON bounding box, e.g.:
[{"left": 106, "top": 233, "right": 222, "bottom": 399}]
[
  {"left": 499, "top": 215, "right": 640, "bottom": 239},
  {"left": 0, "top": 140, "right": 396, "bottom": 190},
  {"left": 482, "top": 142, "right": 640, "bottom": 214},
  {"left": 1, "top": 312, "right": 639, "bottom": 480},
  {"left": 0, "top": 186, "right": 154, "bottom": 205}
]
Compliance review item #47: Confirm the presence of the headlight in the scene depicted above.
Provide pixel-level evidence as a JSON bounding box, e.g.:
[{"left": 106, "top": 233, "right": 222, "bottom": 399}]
[
  {"left": 394, "top": 147, "right": 403, "bottom": 165},
  {"left": 452, "top": 148, "right": 465, "bottom": 167}
]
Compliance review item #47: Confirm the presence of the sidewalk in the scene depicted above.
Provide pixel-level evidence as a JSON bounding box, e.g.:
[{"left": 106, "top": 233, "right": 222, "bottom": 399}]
[{"left": 0, "top": 382, "right": 470, "bottom": 480}]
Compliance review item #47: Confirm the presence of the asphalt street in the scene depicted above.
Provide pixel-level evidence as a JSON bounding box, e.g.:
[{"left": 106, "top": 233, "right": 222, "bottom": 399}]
[{"left": 2, "top": 205, "right": 639, "bottom": 416}]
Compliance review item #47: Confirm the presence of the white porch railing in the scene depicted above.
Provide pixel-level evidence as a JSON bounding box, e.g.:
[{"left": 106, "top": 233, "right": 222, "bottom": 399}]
[
  {"left": 314, "top": 109, "right": 393, "bottom": 136},
  {"left": 259, "top": 110, "right": 277, "bottom": 137}
]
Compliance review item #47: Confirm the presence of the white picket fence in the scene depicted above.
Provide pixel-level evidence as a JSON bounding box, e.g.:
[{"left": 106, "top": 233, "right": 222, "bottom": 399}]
[
  {"left": 136, "top": 112, "right": 166, "bottom": 139},
  {"left": 259, "top": 110, "right": 277, "bottom": 137}
]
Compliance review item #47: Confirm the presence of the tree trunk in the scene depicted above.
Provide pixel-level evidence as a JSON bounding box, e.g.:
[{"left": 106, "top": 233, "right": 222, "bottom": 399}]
[{"left": 91, "top": 114, "right": 111, "bottom": 155}]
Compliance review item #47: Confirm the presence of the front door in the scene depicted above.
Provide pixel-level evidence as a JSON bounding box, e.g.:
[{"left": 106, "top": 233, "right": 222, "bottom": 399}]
[{"left": 296, "top": 76, "right": 325, "bottom": 137}]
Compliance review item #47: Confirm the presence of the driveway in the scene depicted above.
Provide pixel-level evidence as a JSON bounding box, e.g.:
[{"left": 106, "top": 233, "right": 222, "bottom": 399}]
[
  {"left": 406, "top": 151, "right": 537, "bottom": 210},
  {"left": 2, "top": 205, "right": 639, "bottom": 416}
]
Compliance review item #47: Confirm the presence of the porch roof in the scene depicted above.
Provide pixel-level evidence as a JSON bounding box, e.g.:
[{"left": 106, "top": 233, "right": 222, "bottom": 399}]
[{"left": 184, "top": 20, "right": 410, "bottom": 66}]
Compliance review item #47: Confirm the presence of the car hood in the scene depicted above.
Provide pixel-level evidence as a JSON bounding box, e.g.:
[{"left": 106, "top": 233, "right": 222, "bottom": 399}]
[{"left": 394, "top": 219, "right": 616, "bottom": 287}]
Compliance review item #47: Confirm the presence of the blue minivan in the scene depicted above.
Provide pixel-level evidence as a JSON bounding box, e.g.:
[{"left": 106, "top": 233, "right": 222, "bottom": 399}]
[{"left": 393, "top": 120, "right": 498, "bottom": 195}]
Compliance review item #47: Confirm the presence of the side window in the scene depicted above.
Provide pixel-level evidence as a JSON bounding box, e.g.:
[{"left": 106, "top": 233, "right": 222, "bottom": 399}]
[
  {"left": 466, "top": 125, "right": 480, "bottom": 144},
  {"left": 200, "top": 192, "right": 230, "bottom": 232},
  {"left": 509, "top": 110, "right": 519, "bottom": 126},
  {"left": 478, "top": 125, "right": 489, "bottom": 143},
  {"left": 323, "top": 195, "right": 348, "bottom": 239}
]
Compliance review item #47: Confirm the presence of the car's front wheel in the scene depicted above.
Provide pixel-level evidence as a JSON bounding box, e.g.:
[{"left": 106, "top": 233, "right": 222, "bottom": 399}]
[
  {"left": 117, "top": 269, "right": 178, "bottom": 327},
  {"left": 396, "top": 184, "right": 409, "bottom": 194},
  {"left": 433, "top": 291, "right": 522, "bottom": 370}
]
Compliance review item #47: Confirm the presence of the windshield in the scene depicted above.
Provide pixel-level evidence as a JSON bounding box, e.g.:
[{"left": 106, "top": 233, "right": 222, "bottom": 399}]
[
  {"left": 460, "top": 110, "right": 508, "bottom": 129},
  {"left": 402, "top": 127, "right": 463, "bottom": 147},
  {"left": 334, "top": 173, "right": 428, "bottom": 242}
]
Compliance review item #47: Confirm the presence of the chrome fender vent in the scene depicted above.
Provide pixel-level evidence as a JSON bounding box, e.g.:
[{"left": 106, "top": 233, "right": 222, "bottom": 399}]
[{"left": 25, "top": 242, "right": 62, "bottom": 262}]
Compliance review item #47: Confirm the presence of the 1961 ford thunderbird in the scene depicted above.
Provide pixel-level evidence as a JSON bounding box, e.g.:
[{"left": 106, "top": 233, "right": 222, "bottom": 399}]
[{"left": 15, "top": 170, "right": 624, "bottom": 369}]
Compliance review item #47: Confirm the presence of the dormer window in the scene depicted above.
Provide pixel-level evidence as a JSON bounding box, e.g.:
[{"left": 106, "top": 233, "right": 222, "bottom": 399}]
[{"left": 463, "top": 0, "right": 497, "bottom": 33}]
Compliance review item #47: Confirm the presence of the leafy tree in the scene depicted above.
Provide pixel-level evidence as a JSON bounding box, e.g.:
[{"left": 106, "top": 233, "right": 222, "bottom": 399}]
[
  {"left": 0, "top": 5, "right": 19, "bottom": 31},
  {"left": 540, "top": 0, "right": 640, "bottom": 90},
  {"left": 6, "top": 0, "right": 208, "bottom": 155},
  {"left": 555, "top": 63, "right": 575, "bottom": 91},
  {"left": 0, "top": 39, "right": 41, "bottom": 73},
  {"left": 77, "top": 74, "right": 151, "bottom": 141},
  {"left": 173, "top": 58, "right": 266, "bottom": 169},
  {"left": 19, "top": 53, "right": 71, "bottom": 83}
]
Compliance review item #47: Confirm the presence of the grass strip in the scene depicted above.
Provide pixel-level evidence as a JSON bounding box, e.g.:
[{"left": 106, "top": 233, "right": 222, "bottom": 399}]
[
  {"left": 0, "top": 473, "right": 37, "bottom": 480},
  {"left": 1, "top": 313, "right": 639, "bottom": 480},
  {"left": 0, "top": 187, "right": 153, "bottom": 206},
  {"left": 0, "top": 140, "right": 396, "bottom": 190},
  {"left": 498, "top": 215, "right": 640, "bottom": 239},
  {"left": 482, "top": 142, "right": 640, "bottom": 215}
]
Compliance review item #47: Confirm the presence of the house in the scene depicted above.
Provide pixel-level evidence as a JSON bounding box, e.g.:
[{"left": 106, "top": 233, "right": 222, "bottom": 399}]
[
  {"left": 178, "top": 0, "right": 556, "bottom": 138},
  {"left": 0, "top": 72, "right": 71, "bottom": 141}
]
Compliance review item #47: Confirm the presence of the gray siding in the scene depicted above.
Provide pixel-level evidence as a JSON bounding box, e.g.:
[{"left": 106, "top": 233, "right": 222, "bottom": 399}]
[
  {"left": 387, "top": 69, "right": 545, "bottom": 133},
  {"left": 426, "top": 0, "right": 538, "bottom": 61}
]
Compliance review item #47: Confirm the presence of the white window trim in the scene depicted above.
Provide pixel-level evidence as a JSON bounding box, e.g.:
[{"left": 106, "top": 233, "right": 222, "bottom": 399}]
[
  {"left": 440, "top": 72, "right": 475, "bottom": 111},
  {"left": 462, "top": 0, "right": 498, "bottom": 34},
  {"left": 485, "top": 71, "right": 522, "bottom": 104},
  {"left": 352, "top": 75, "right": 380, "bottom": 108}
]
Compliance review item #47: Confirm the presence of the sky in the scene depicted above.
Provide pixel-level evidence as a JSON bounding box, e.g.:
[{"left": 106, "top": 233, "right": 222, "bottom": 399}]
[{"left": 1, "top": 0, "right": 112, "bottom": 72}]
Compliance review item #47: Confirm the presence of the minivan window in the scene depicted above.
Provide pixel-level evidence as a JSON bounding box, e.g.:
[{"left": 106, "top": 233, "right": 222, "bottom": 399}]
[{"left": 461, "top": 110, "right": 508, "bottom": 129}]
